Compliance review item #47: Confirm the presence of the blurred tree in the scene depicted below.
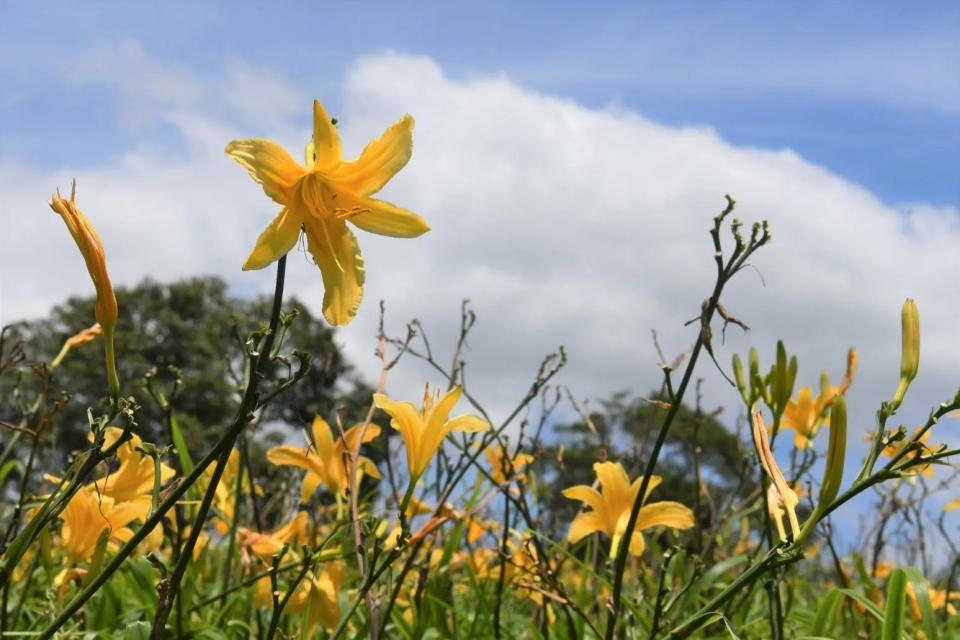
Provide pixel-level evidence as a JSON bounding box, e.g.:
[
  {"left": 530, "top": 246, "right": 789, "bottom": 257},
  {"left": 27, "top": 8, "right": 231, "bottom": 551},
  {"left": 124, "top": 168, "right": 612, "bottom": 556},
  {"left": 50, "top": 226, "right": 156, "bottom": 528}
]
[{"left": 0, "top": 276, "right": 376, "bottom": 467}]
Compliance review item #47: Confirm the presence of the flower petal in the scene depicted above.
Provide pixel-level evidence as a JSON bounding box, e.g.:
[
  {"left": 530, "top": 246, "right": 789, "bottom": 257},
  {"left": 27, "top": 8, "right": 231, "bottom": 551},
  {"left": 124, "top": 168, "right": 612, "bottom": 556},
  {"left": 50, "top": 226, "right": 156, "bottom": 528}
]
[
  {"left": 267, "top": 445, "right": 317, "bottom": 473},
  {"left": 303, "top": 218, "right": 366, "bottom": 326},
  {"left": 568, "top": 511, "right": 605, "bottom": 543},
  {"left": 594, "top": 462, "right": 632, "bottom": 516},
  {"left": 312, "top": 99, "right": 343, "bottom": 171},
  {"left": 373, "top": 394, "right": 423, "bottom": 476},
  {"left": 301, "top": 471, "right": 323, "bottom": 503},
  {"left": 635, "top": 501, "right": 695, "bottom": 531},
  {"left": 561, "top": 485, "right": 607, "bottom": 516},
  {"left": 310, "top": 416, "right": 336, "bottom": 464},
  {"left": 243, "top": 207, "right": 302, "bottom": 271},
  {"left": 426, "top": 386, "right": 463, "bottom": 434},
  {"left": 444, "top": 414, "right": 490, "bottom": 433},
  {"left": 225, "top": 139, "right": 305, "bottom": 205},
  {"left": 331, "top": 114, "right": 414, "bottom": 195},
  {"left": 343, "top": 196, "right": 430, "bottom": 238}
]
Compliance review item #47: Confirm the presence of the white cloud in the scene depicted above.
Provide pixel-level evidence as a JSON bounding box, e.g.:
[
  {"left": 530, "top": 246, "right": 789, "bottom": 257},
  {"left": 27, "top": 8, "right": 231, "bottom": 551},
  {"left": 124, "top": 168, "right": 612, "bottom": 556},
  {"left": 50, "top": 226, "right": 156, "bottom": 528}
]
[{"left": 3, "top": 51, "right": 959, "bottom": 469}]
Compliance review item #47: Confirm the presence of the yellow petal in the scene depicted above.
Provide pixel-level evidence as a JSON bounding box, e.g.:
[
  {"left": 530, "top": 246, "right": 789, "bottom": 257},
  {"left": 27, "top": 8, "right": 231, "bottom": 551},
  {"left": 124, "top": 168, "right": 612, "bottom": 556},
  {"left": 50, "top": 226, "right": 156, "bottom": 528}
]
[
  {"left": 301, "top": 471, "right": 323, "bottom": 503},
  {"left": 242, "top": 207, "right": 302, "bottom": 271},
  {"left": 561, "top": 485, "right": 607, "bottom": 519},
  {"left": 312, "top": 99, "right": 343, "bottom": 171},
  {"left": 266, "top": 445, "right": 317, "bottom": 472},
  {"left": 225, "top": 138, "right": 305, "bottom": 205},
  {"left": 945, "top": 498, "right": 960, "bottom": 512},
  {"left": 358, "top": 456, "right": 381, "bottom": 480},
  {"left": 340, "top": 423, "right": 381, "bottom": 454},
  {"left": 330, "top": 113, "right": 414, "bottom": 195},
  {"left": 304, "top": 218, "right": 365, "bottom": 326},
  {"left": 635, "top": 501, "right": 695, "bottom": 531},
  {"left": 343, "top": 196, "right": 430, "bottom": 238},
  {"left": 425, "top": 386, "right": 463, "bottom": 434},
  {"left": 373, "top": 394, "right": 423, "bottom": 475},
  {"left": 628, "top": 532, "right": 646, "bottom": 557},
  {"left": 594, "top": 462, "right": 632, "bottom": 515},
  {"left": 568, "top": 511, "right": 605, "bottom": 543},
  {"left": 311, "top": 416, "right": 336, "bottom": 462},
  {"left": 444, "top": 414, "right": 490, "bottom": 433}
]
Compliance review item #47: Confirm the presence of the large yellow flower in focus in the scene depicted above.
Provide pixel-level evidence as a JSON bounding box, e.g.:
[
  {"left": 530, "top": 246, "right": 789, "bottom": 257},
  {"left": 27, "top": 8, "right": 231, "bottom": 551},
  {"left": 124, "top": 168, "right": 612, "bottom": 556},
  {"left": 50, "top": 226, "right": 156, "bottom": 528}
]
[
  {"left": 225, "top": 100, "right": 430, "bottom": 325},
  {"left": 563, "top": 462, "right": 694, "bottom": 558},
  {"left": 373, "top": 384, "right": 489, "bottom": 481}
]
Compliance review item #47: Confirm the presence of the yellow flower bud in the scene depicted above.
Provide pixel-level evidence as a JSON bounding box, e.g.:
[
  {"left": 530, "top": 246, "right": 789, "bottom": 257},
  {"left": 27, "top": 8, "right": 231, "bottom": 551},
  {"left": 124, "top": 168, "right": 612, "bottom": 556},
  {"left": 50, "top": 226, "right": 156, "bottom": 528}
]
[
  {"left": 818, "top": 394, "right": 846, "bottom": 508},
  {"left": 892, "top": 298, "right": 919, "bottom": 408}
]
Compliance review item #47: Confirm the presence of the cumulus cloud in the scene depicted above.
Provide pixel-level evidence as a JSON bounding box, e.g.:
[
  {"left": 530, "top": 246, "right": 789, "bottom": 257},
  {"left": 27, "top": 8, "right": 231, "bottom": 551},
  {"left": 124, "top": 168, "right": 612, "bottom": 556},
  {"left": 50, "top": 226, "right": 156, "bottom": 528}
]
[{"left": 2, "top": 51, "right": 959, "bottom": 468}]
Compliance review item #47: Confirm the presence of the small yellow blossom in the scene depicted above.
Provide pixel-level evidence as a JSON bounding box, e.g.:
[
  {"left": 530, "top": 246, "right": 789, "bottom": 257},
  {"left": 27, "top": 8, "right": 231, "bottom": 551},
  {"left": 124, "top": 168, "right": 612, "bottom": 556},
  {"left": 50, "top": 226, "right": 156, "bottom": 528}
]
[
  {"left": 484, "top": 444, "right": 534, "bottom": 485},
  {"left": 225, "top": 99, "right": 430, "bottom": 325},
  {"left": 946, "top": 498, "right": 960, "bottom": 512},
  {"left": 254, "top": 563, "right": 345, "bottom": 633},
  {"left": 51, "top": 324, "right": 102, "bottom": 368},
  {"left": 562, "top": 461, "right": 694, "bottom": 558},
  {"left": 239, "top": 511, "right": 309, "bottom": 563},
  {"left": 374, "top": 384, "right": 490, "bottom": 481},
  {"left": 778, "top": 348, "right": 856, "bottom": 449},
  {"left": 877, "top": 426, "right": 934, "bottom": 478},
  {"left": 267, "top": 416, "right": 380, "bottom": 502}
]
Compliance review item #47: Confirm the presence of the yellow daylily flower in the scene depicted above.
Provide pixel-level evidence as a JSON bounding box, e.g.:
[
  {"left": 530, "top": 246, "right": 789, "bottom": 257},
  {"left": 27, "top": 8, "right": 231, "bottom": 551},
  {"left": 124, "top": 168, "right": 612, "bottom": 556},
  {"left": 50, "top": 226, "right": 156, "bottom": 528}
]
[
  {"left": 484, "top": 444, "right": 534, "bottom": 485},
  {"left": 239, "top": 511, "right": 309, "bottom": 563},
  {"left": 57, "top": 488, "right": 142, "bottom": 563},
  {"left": 253, "top": 562, "right": 345, "bottom": 633},
  {"left": 373, "top": 384, "right": 490, "bottom": 481},
  {"left": 266, "top": 416, "right": 381, "bottom": 502},
  {"left": 562, "top": 461, "right": 694, "bottom": 558},
  {"left": 51, "top": 324, "right": 102, "bottom": 368},
  {"left": 778, "top": 348, "right": 857, "bottom": 449},
  {"left": 49, "top": 181, "right": 119, "bottom": 396},
  {"left": 89, "top": 427, "right": 176, "bottom": 505},
  {"left": 225, "top": 99, "right": 430, "bottom": 325}
]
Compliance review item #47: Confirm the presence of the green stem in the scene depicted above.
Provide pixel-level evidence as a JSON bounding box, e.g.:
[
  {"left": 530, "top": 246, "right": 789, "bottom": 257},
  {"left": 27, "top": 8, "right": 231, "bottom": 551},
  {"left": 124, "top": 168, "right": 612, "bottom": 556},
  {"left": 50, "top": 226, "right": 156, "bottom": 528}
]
[
  {"left": 154, "top": 255, "right": 287, "bottom": 637},
  {"left": 38, "top": 256, "right": 288, "bottom": 640},
  {"left": 103, "top": 323, "right": 120, "bottom": 400}
]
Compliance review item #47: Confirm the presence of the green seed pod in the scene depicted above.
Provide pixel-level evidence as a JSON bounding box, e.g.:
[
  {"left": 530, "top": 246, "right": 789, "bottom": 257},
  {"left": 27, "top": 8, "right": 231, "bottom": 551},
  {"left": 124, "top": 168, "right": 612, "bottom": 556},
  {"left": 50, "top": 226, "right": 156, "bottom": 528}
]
[{"left": 818, "top": 393, "right": 847, "bottom": 508}]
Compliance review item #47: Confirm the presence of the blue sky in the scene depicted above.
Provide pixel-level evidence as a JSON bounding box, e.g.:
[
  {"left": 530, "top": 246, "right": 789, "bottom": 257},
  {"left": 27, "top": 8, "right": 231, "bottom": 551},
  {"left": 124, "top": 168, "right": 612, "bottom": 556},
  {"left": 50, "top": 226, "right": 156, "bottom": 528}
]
[
  {"left": 2, "top": 3, "right": 960, "bottom": 544},
  {"left": 3, "top": 2, "right": 958, "bottom": 206}
]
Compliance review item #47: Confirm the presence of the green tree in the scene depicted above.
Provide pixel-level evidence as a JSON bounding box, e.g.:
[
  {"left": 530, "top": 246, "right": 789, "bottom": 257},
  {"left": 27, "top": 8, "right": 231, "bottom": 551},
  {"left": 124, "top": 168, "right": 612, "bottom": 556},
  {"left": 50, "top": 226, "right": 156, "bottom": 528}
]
[{"left": 0, "top": 276, "right": 375, "bottom": 466}]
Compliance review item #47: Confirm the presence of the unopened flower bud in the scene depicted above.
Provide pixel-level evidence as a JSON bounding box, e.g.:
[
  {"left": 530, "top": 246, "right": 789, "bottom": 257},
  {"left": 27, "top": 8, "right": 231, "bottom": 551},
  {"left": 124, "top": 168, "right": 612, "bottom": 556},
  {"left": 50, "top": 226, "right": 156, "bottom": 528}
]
[
  {"left": 818, "top": 394, "right": 846, "bottom": 508},
  {"left": 892, "top": 298, "right": 919, "bottom": 408},
  {"left": 733, "top": 354, "right": 748, "bottom": 403}
]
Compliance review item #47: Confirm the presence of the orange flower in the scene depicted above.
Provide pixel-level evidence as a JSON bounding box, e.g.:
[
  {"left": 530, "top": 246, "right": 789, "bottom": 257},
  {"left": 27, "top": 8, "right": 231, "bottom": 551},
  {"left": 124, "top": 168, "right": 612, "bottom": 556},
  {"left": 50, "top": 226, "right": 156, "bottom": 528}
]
[
  {"left": 51, "top": 324, "right": 102, "bottom": 368},
  {"left": 49, "top": 182, "right": 119, "bottom": 397}
]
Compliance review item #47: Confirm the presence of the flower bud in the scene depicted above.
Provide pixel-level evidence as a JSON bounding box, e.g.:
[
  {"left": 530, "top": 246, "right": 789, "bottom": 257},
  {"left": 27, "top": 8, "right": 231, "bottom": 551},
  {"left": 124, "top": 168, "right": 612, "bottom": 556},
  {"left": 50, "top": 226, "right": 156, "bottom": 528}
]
[
  {"left": 892, "top": 298, "right": 919, "bottom": 408},
  {"left": 900, "top": 298, "right": 919, "bottom": 383},
  {"left": 818, "top": 394, "right": 846, "bottom": 508},
  {"left": 733, "top": 354, "right": 748, "bottom": 403}
]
